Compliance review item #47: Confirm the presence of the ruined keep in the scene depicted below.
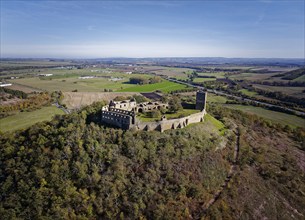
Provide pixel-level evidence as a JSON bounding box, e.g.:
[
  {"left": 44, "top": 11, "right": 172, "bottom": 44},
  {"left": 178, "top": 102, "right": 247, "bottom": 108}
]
[
  {"left": 196, "top": 90, "right": 207, "bottom": 110},
  {"left": 100, "top": 90, "right": 207, "bottom": 132}
]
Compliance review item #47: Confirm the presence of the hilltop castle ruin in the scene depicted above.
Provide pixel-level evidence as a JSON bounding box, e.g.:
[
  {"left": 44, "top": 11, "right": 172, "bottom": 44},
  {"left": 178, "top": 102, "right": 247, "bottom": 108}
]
[{"left": 100, "top": 91, "right": 207, "bottom": 132}]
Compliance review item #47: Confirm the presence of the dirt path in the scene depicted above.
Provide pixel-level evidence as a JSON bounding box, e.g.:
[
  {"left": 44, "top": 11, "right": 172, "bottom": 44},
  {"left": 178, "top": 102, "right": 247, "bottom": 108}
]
[{"left": 201, "top": 129, "right": 240, "bottom": 215}]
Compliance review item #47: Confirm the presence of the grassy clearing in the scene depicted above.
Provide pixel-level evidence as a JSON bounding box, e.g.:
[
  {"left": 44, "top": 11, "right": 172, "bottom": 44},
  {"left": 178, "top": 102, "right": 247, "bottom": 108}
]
[
  {"left": 204, "top": 114, "right": 226, "bottom": 135},
  {"left": 239, "top": 89, "right": 258, "bottom": 97},
  {"left": 165, "top": 109, "right": 200, "bottom": 119},
  {"left": 137, "top": 109, "right": 200, "bottom": 122},
  {"left": 193, "top": 78, "right": 216, "bottom": 82},
  {"left": 293, "top": 74, "right": 305, "bottom": 82},
  {"left": 223, "top": 104, "right": 305, "bottom": 128},
  {"left": 207, "top": 93, "right": 228, "bottom": 103},
  {"left": 0, "top": 106, "right": 64, "bottom": 133},
  {"left": 118, "top": 80, "right": 188, "bottom": 93}
]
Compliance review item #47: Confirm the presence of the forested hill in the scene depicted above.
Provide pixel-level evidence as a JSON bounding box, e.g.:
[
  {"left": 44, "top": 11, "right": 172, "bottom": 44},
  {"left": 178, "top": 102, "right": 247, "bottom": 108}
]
[{"left": 0, "top": 102, "right": 304, "bottom": 219}]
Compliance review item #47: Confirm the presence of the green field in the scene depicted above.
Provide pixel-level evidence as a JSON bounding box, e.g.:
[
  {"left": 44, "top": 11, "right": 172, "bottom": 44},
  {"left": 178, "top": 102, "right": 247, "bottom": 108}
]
[
  {"left": 228, "top": 72, "right": 277, "bottom": 81},
  {"left": 293, "top": 74, "right": 305, "bottom": 82},
  {"left": 207, "top": 93, "right": 228, "bottom": 103},
  {"left": 9, "top": 73, "right": 152, "bottom": 92},
  {"left": 253, "top": 84, "right": 305, "bottom": 97},
  {"left": 140, "top": 65, "right": 194, "bottom": 79},
  {"left": 0, "top": 106, "right": 65, "bottom": 133},
  {"left": 137, "top": 109, "right": 200, "bottom": 122},
  {"left": 193, "top": 78, "right": 216, "bottom": 83},
  {"left": 118, "top": 80, "right": 188, "bottom": 93},
  {"left": 197, "top": 72, "right": 226, "bottom": 78},
  {"left": 223, "top": 104, "right": 305, "bottom": 128},
  {"left": 204, "top": 114, "right": 226, "bottom": 135},
  {"left": 239, "top": 89, "right": 258, "bottom": 97}
]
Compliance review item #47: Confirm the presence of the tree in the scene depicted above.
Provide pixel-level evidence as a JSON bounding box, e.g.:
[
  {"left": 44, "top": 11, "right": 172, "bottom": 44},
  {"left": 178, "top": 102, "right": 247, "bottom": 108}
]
[
  {"left": 132, "top": 95, "right": 148, "bottom": 103},
  {"left": 168, "top": 96, "right": 182, "bottom": 113},
  {"left": 129, "top": 77, "right": 149, "bottom": 85},
  {"left": 150, "top": 110, "right": 161, "bottom": 118},
  {"left": 149, "top": 76, "right": 162, "bottom": 84}
]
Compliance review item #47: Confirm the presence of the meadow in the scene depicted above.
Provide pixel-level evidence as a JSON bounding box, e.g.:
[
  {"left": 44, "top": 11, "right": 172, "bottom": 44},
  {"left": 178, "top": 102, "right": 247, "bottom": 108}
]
[
  {"left": 204, "top": 114, "right": 226, "bottom": 135},
  {"left": 0, "top": 60, "right": 74, "bottom": 69},
  {"left": 137, "top": 109, "right": 200, "bottom": 122},
  {"left": 206, "top": 93, "right": 229, "bottom": 103},
  {"left": 223, "top": 104, "right": 305, "bottom": 128},
  {"left": 118, "top": 80, "right": 188, "bottom": 93},
  {"left": 228, "top": 72, "right": 278, "bottom": 81},
  {"left": 197, "top": 72, "right": 226, "bottom": 78},
  {"left": 238, "top": 89, "right": 258, "bottom": 97},
  {"left": 293, "top": 74, "right": 305, "bottom": 82},
  {"left": 9, "top": 72, "right": 152, "bottom": 92},
  {"left": 253, "top": 84, "right": 305, "bottom": 97},
  {"left": 0, "top": 106, "right": 64, "bottom": 133},
  {"left": 193, "top": 78, "right": 216, "bottom": 83},
  {"left": 139, "top": 65, "right": 194, "bottom": 79}
]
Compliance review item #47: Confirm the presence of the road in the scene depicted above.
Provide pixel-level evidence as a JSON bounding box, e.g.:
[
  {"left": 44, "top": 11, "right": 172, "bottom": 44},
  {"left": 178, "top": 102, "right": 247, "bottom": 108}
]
[
  {"left": 53, "top": 102, "right": 70, "bottom": 114},
  {"left": 167, "top": 78, "right": 305, "bottom": 116}
]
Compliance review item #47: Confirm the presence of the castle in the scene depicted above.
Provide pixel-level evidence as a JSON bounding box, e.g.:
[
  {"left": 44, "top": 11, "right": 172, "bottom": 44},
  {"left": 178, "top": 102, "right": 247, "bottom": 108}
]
[{"left": 100, "top": 91, "right": 207, "bottom": 132}]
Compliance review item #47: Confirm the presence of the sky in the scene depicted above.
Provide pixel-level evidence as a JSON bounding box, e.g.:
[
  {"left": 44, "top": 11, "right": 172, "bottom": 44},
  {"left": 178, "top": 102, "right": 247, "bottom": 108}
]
[{"left": 0, "top": 0, "right": 304, "bottom": 58}]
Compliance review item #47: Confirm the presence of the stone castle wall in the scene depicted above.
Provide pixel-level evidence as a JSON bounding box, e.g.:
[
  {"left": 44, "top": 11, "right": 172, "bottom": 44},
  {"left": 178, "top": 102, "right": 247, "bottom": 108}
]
[
  {"left": 101, "top": 109, "right": 135, "bottom": 130},
  {"left": 100, "top": 91, "right": 207, "bottom": 132},
  {"left": 132, "top": 110, "right": 206, "bottom": 132}
]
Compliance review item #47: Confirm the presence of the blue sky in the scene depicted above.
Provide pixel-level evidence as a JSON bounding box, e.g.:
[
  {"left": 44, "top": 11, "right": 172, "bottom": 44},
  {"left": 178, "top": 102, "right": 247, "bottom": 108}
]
[{"left": 1, "top": 0, "right": 304, "bottom": 58}]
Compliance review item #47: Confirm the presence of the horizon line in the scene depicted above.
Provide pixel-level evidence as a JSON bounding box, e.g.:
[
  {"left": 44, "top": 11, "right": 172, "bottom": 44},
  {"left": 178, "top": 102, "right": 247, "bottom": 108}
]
[{"left": 1, "top": 56, "right": 304, "bottom": 60}]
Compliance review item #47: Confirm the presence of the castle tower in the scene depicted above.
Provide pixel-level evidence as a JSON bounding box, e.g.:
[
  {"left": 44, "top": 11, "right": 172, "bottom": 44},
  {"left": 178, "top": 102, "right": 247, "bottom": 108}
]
[{"left": 196, "top": 90, "right": 207, "bottom": 111}]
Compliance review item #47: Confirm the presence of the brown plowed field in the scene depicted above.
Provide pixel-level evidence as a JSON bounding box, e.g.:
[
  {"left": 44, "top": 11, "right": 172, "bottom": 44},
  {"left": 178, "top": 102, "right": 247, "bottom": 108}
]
[{"left": 62, "top": 92, "right": 140, "bottom": 109}]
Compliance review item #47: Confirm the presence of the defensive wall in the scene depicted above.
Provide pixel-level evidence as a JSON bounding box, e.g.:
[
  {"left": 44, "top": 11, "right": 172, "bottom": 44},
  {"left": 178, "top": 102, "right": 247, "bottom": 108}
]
[
  {"left": 100, "top": 90, "right": 207, "bottom": 132},
  {"left": 131, "top": 110, "right": 206, "bottom": 132},
  {"left": 101, "top": 108, "right": 135, "bottom": 130}
]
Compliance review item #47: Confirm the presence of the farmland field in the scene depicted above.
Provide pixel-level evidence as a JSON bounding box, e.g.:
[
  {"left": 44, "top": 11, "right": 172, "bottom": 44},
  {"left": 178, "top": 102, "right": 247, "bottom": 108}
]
[
  {"left": 239, "top": 89, "right": 258, "bottom": 97},
  {"left": 228, "top": 72, "right": 278, "bottom": 81},
  {"left": 139, "top": 65, "right": 194, "bottom": 79},
  {"left": 0, "top": 60, "right": 74, "bottom": 69},
  {"left": 223, "top": 104, "right": 305, "bottom": 128},
  {"left": 197, "top": 72, "right": 226, "bottom": 78},
  {"left": 118, "top": 80, "right": 188, "bottom": 93},
  {"left": 253, "top": 84, "right": 305, "bottom": 98},
  {"left": 8, "top": 73, "right": 152, "bottom": 92},
  {"left": 207, "top": 93, "right": 229, "bottom": 103},
  {"left": 62, "top": 92, "right": 140, "bottom": 109},
  {"left": 293, "top": 74, "right": 305, "bottom": 82},
  {"left": 5, "top": 83, "right": 42, "bottom": 93},
  {"left": 0, "top": 106, "right": 65, "bottom": 133},
  {"left": 193, "top": 78, "right": 216, "bottom": 83}
]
